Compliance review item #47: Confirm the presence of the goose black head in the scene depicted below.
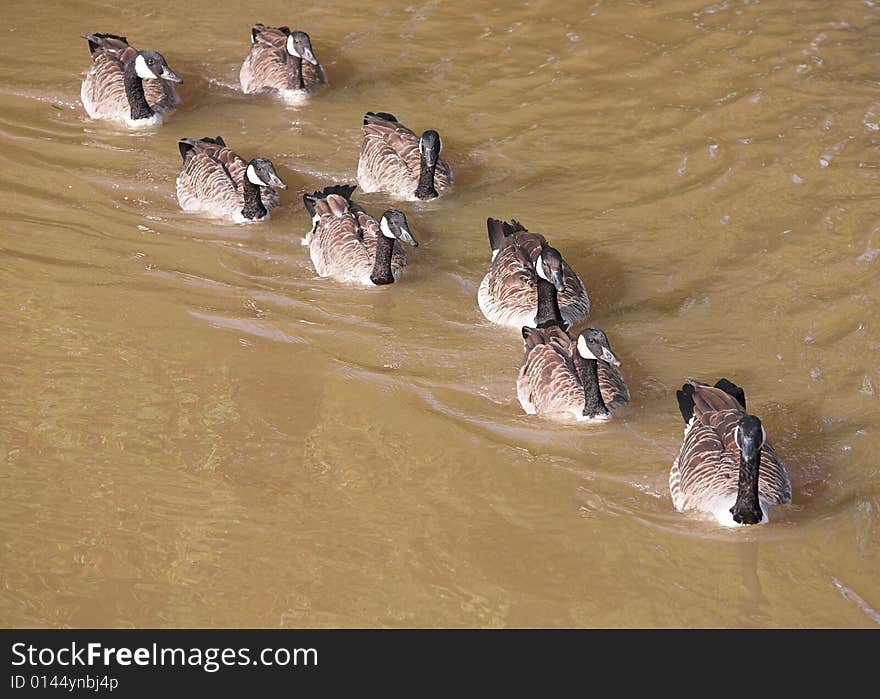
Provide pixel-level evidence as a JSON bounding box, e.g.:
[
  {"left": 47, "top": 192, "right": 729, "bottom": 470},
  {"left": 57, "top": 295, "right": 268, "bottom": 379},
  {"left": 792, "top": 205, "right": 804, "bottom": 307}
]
[
  {"left": 536, "top": 245, "right": 565, "bottom": 292},
  {"left": 134, "top": 50, "right": 182, "bottom": 83},
  {"left": 418, "top": 130, "right": 442, "bottom": 167},
  {"left": 286, "top": 31, "right": 318, "bottom": 65},
  {"left": 380, "top": 209, "right": 418, "bottom": 247},
  {"left": 734, "top": 415, "right": 766, "bottom": 462},
  {"left": 577, "top": 328, "right": 621, "bottom": 366},
  {"left": 246, "top": 158, "right": 287, "bottom": 189}
]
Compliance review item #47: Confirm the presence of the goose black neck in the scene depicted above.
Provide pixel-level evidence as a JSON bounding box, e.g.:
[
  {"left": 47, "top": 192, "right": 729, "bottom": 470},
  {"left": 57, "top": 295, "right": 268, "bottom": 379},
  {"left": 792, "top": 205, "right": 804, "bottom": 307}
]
[
  {"left": 123, "top": 60, "right": 153, "bottom": 121},
  {"left": 370, "top": 234, "right": 396, "bottom": 285},
  {"left": 730, "top": 451, "right": 762, "bottom": 524},
  {"left": 575, "top": 356, "right": 609, "bottom": 419},
  {"left": 241, "top": 177, "right": 267, "bottom": 220},
  {"left": 415, "top": 157, "right": 438, "bottom": 200},
  {"left": 534, "top": 275, "right": 564, "bottom": 328},
  {"left": 293, "top": 56, "right": 304, "bottom": 90}
]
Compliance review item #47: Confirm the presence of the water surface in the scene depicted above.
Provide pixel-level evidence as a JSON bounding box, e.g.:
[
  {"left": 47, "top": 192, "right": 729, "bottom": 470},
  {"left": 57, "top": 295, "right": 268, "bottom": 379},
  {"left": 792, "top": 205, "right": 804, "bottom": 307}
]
[{"left": 1, "top": 0, "right": 878, "bottom": 627}]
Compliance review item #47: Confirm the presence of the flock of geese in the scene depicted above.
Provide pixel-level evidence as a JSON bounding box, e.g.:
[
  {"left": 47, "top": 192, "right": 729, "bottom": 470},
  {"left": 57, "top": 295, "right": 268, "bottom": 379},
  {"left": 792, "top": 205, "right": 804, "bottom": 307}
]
[{"left": 79, "top": 27, "right": 793, "bottom": 528}]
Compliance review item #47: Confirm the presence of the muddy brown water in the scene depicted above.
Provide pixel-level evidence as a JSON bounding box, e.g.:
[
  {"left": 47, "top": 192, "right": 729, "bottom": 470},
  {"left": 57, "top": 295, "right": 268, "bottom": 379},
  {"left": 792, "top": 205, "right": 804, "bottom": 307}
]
[{"left": 1, "top": 0, "right": 878, "bottom": 628}]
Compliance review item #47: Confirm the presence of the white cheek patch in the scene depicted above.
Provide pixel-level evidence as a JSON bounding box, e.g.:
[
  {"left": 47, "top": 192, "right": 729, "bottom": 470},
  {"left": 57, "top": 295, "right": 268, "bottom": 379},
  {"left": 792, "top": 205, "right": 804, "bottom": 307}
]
[
  {"left": 734, "top": 427, "right": 742, "bottom": 450},
  {"left": 286, "top": 35, "right": 300, "bottom": 57},
  {"left": 380, "top": 217, "right": 396, "bottom": 238},
  {"left": 135, "top": 54, "right": 158, "bottom": 79},
  {"left": 308, "top": 213, "right": 320, "bottom": 235},
  {"left": 246, "top": 163, "right": 269, "bottom": 186},
  {"left": 535, "top": 257, "right": 549, "bottom": 282},
  {"left": 418, "top": 137, "right": 426, "bottom": 157},
  {"left": 577, "top": 335, "right": 598, "bottom": 360},
  {"left": 491, "top": 249, "right": 499, "bottom": 262},
  {"left": 760, "top": 424, "right": 767, "bottom": 445}
]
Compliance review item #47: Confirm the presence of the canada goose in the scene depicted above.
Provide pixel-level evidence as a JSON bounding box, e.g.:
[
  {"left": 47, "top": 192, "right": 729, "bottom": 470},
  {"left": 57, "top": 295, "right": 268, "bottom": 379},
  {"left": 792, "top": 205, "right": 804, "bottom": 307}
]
[
  {"left": 175, "top": 136, "right": 286, "bottom": 223},
  {"left": 239, "top": 25, "right": 326, "bottom": 101},
  {"left": 80, "top": 33, "right": 182, "bottom": 127},
  {"left": 516, "top": 248, "right": 628, "bottom": 420},
  {"left": 302, "top": 185, "right": 418, "bottom": 285},
  {"left": 357, "top": 112, "right": 452, "bottom": 201},
  {"left": 478, "top": 218, "right": 590, "bottom": 331},
  {"left": 669, "top": 379, "right": 792, "bottom": 527}
]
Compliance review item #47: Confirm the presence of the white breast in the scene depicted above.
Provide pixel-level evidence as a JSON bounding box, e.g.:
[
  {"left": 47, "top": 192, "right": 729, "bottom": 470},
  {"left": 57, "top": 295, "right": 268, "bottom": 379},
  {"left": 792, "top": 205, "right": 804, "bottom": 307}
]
[
  {"left": 709, "top": 496, "right": 769, "bottom": 527},
  {"left": 126, "top": 113, "right": 163, "bottom": 128}
]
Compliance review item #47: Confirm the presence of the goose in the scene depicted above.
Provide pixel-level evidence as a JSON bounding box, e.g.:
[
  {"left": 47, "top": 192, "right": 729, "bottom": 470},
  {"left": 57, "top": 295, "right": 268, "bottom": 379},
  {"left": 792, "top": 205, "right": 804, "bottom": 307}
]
[
  {"left": 302, "top": 185, "right": 418, "bottom": 285},
  {"left": 669, "top": 378, "right": 792, "bottom": 527},
  {"left": 175, "top": 136, "right": 286, "bottom": 223},
  {"left": 478, "top": 218, "right": 590, "bottom": 331},
  {"left": 239, "top": 25, "right": 326, "bottom": 102},
  {"left": 516, "top": 246, "right": 628, "bottom": 421},
  {"left": 80, "top": 33, "right": 182, "bottom": 127},
  {"left": 357, "top": 112, "right": 452, "bottom": 201}
]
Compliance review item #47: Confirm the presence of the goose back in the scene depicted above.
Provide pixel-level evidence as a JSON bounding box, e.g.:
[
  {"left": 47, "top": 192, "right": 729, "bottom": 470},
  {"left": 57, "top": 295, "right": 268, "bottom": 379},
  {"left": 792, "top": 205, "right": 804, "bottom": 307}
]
[
  {"left": 517, "top": 326, "right": 583, "bottom": 419},
  {"left": 80, "top": 34, "right": 180, "bottom": 124},
  {"left": 478, "top": 224, "right": 590, "bottom": 330},
  {"left": 239, "top": 25, "right": 326, "bottom": 99},
  {"left": 517, "top": 326, "right": 627, "bottom": 419},
  {"left": 357, "top": 113, "right": 452, "bottom": 200},
  {"left": 669, "top": 382, "right": 792, "bottom": 520},
  {"left": 176, "top": 138, "right": 280, "bottom": 221},
  {"left": 305, "top": 188, "right": 407, "bottom": 284}
]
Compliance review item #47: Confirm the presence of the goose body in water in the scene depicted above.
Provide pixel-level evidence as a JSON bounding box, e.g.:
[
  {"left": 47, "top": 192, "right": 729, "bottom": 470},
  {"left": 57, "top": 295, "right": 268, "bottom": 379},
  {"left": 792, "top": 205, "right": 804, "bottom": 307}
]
[
  {"left": 240, "top": 25, "right": 326, "bottom": 102},
  {"left": 80, "top": 33, "right": 182, "bottom": 127},
  {"left": 357, "top": 112, "right": 452, "bottom": 201},
  {"left": 302, "top": 185, "right": 418, "bottom": 285},
  {"left": 175, "top": 137, "right": 286, "bottom": 223},
  {"left": 478, "top": 218, "right": 590, "bottom": 331},
  {"left": 516, "top": 245, "right": 628, "bottom": 421},
  {"left": 669, "top": 379, "right": 792, "bottom": 526}
]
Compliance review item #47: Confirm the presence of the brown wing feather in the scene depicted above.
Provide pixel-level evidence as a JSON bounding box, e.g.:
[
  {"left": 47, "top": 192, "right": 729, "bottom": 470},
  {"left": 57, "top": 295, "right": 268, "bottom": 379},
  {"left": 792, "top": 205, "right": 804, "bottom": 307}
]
[
  {"left": 483, "top": 231, "right": 547, "bottom": 316},
  {"left": 360, "top": 122, "right": 417, "bottom": 184},
  {"left": 177, "top": 142, "right": 243, "bottom": 214},
  {"left": 517, "top": 327, "right": 583, "bottom": 416},
  {"left": 82, "top": 51, "right": 129, "bottom": 119},
  {"left": 308, "top": 196, "right": 372, "bottom": 280},
  {"left": 690, "top": 382, "right": 745, "bottom": 419},
  {"left": 301, "top": 58, "right": 328, "bottom": 89},
  {"left": 254, "top": 26, "right": 288, "bottom": 48},
  {"left": 598, "top": 362, "right": 630, "bottom": 410},
  {"left": 241, "top": 45, "right": 292, "bottom": 92},
  {"left": 143, "top": 75, "right": 181, "bottom": 112}
]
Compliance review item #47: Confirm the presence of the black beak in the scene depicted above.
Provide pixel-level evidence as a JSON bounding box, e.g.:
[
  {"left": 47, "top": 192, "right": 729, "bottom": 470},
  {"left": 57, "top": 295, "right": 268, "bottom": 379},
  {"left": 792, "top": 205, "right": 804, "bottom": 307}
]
[
  {"left": 740, "top": 436, "right": 758, "bottom": 461},
  {"left": 160, "top": 65, "right": 183, "bottom": 84},
  {"left": 550, "top": 270, "right": 564, "bottom": 292},
  {"left": 301, "top": 47, "right": 319, "bottom": 65},
  {"left": 397, "top": 227, "right": 418, "bottom": 247},
  {"left": 266, "top": 172, "right": 287, "bottom": 189}
]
